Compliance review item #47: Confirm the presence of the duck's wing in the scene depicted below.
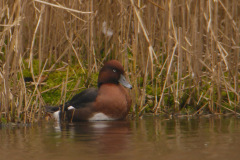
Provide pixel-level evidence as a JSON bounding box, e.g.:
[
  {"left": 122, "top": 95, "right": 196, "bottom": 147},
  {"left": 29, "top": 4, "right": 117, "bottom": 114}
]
[
  {"left": 65, "top": 88, "right": 98, "bottom": 110},
  {"left": 45, "top": 105, "right": 60, "bottom": 113}
]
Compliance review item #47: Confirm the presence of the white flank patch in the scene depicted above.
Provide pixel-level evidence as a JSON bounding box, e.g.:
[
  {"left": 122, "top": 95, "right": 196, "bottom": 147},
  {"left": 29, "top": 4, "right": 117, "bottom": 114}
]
[
  {"left": 68, "top": 106, "right": 75, "bottom": 110},
  {"left": 89, "top": 113, "right": 114, "bottom": 121},
  {"left": 53, "top": 110, "right": 60, "bottom": 122}
]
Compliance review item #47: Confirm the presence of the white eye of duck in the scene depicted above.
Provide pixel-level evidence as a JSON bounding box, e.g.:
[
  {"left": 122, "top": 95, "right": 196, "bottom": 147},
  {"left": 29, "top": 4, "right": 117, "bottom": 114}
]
[{"left": 113, "top": 69, "right": 116, "bottom": 72}]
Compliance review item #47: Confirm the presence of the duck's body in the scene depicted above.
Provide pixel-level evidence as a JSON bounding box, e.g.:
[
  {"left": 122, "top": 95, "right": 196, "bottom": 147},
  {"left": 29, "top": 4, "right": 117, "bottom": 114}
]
[{"left": 45, "top": 60, "right": 132, "bottom": 122}]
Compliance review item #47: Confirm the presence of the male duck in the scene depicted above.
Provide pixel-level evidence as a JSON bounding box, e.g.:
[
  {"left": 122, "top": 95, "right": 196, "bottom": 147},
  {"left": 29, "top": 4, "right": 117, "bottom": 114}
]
[{"left": 45, "top": 60, "right": 132, "bottom": 121}]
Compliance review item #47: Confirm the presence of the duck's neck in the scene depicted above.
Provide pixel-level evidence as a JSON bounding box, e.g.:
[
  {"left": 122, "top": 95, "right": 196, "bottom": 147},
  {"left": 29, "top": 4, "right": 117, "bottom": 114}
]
[
  {"left": 97, "top": 82, "right": 119, "bottom": 89},
  {"left": 98, "top": 83, "right": 102, "bottom": 89}
]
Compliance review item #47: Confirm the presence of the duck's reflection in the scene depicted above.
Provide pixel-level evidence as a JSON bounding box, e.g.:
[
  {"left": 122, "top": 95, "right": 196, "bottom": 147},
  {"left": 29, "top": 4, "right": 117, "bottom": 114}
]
[{"left": 53, "top": 121, "right": 132, "bottom": 153}]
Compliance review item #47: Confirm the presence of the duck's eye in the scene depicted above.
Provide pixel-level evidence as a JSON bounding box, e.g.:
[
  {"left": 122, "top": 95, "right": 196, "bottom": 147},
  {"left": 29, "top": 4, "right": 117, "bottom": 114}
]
[{"left": 113, "top": 69, "right": 116, "bottom": 72}]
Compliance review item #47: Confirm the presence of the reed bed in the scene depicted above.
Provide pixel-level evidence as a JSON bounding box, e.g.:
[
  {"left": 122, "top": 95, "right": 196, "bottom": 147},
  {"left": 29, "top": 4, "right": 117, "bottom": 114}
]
[{"left": 0, "top": 0, "right": 240, "bottom": 123}]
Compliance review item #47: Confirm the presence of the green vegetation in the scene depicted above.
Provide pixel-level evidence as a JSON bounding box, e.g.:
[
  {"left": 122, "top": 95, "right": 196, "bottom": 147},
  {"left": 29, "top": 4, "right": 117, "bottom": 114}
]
[{"left": 22, "top": 60, "right": 98, "bottom": 105}]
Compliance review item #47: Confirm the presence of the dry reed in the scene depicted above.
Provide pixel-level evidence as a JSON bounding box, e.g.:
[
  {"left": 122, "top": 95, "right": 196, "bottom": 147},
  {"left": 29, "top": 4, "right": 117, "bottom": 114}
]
[{"left": 0, "top": 0, "right": 240, "bottom": 123}]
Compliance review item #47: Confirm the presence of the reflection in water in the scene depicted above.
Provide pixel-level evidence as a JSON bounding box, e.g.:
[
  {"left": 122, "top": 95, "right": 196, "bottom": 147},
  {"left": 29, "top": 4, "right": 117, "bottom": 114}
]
[
  {"left": 60, "top": 121, "right": 132, "bottom": 154},
  {"left": 1, "top": 116, "right": 240, "bottom": 160}
]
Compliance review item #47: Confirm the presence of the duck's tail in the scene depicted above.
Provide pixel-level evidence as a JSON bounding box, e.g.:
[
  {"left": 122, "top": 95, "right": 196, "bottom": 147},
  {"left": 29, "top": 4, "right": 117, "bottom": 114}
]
[
  {"left": 44, "top": 105, "right": 61, "bottom": 122},
  {"left": 44, "top": 105, "right": 75, "bottom": 122}
]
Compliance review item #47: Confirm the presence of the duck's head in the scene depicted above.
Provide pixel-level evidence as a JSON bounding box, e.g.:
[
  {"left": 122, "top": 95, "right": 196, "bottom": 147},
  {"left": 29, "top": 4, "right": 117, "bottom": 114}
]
[{"left": 98, "top": 60, "right": 132, "bottom": 89}]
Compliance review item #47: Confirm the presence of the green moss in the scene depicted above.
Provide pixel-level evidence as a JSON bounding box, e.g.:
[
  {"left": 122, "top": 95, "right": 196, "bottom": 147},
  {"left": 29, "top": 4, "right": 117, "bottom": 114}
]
[
  {"left": 22, "top": 59, "right": 42, "bottom": 77},
  {"left": 22, "top": 70, "right": 32, "bottom": 77},
  {"left": 1, "top": 117, "right": 7, "bottom": 124},
  {"left": 41, "top": 64, "right": 99, "bottom": 105},
  {"left": 139, "top": 77, "right": 143, "bottom": 86},
  {"left": 143, "top": 106, "right": 150, "bottom": 113},
  {"left": 146, "top": 84, "right": 153, "bottom": 95}
]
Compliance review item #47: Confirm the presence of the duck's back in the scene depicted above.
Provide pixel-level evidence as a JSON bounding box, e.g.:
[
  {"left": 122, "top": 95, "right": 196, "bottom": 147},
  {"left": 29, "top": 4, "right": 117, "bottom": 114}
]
[{"left": 65, "top": 88, "right": 98, "bottom": 109}]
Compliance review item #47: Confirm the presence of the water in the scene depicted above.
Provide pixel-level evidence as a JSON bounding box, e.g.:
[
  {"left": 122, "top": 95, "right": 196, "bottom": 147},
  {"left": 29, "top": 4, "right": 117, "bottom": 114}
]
[{"left": 1, "top": 115, "right": 240, "bottom": 160}]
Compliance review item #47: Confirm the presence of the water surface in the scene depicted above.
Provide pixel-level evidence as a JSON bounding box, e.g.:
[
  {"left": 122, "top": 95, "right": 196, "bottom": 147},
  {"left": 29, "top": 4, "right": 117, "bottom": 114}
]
[{"left": 1, "top": 115, "right": 240, "bottom": 160}]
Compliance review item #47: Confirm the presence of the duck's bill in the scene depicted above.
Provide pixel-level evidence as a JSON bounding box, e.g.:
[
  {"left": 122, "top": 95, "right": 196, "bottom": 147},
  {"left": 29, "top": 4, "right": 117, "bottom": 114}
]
[{"left": 119, "top": 74, "right": 132, "bottom": 89}]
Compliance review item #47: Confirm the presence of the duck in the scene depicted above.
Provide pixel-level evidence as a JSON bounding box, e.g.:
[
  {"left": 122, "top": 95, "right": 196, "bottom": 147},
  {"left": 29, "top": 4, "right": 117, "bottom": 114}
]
[{"left": 45, "top": 60, "right": 132, "bottom": 122}]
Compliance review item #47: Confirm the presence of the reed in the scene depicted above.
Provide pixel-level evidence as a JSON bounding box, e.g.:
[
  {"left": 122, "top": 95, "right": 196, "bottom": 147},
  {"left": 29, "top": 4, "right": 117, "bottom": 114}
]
[{"left": 0, "top": 0, "right": 240, "bottom": 123}]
